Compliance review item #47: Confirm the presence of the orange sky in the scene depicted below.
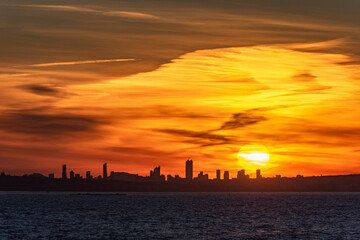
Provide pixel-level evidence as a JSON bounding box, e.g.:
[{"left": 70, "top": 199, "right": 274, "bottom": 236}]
[{"left": 1, "top": 0, "right": 360, "bottom": 178}]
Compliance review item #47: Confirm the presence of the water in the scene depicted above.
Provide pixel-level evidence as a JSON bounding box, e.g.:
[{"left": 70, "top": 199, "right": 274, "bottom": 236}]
[{"left": 0, "top": 192, "right": 360, "bottom": 239}]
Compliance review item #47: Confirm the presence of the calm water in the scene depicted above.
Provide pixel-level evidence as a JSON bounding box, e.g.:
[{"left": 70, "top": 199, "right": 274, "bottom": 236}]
[{"left": 1, "top": 192, "right": 360, "bottom": 239}]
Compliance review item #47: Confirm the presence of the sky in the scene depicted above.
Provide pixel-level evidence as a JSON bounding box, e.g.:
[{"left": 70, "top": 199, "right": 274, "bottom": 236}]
[{"left": 1, "top": 0, "right": 360, "bottom": 178}]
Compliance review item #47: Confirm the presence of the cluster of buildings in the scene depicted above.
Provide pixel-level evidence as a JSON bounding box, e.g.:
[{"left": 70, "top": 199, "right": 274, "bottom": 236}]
[
  {"left": 184, "top": 159, "right": 263, "bottom": 181},
  {"left": 54, "top": 159, "right": 267, "bottom": 182}
]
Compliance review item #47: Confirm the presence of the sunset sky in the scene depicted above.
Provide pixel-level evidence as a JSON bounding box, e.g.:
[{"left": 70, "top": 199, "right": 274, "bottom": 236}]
[{"left": 1, "top": 0, "right": 360, "bottom": 178}]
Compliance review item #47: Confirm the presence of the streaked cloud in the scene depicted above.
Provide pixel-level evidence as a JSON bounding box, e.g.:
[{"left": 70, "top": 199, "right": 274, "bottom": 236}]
[
  {"left": 28, "top": 59, "right": 135, "bottom": 67},
  {"left": 20, "top": 84, "right": 66, "bottom": 97},
  {"left": 104, "top": 11, "right": 160, "bottom": 20},
  {"left": 19, "top": 4, "right": 160, "bottom": 20}
]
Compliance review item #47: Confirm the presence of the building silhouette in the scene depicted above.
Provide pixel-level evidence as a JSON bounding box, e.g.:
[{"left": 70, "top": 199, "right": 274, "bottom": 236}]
[
  {"left": 224, "top": 171, "right": 229, "bottom": 180},
  {"left": 70, "top": 171, "right": 75, "bottom": 179},
  {"left": 186, "top": 159, "right": 193, "bottom": 180},
  {"left": 103, "top": 163, "right": 107, "bottom": 179},
  {"left": 216, "top": 169, "right": 221, "bottom": 180},
  {"left": 150, "top": 166, "right": 160, "bottom": 178},
  {"left": 150, "top": 166, "right": 165, "bottom": 181},
  {"left": 256, "top": 169, "right": 262, "bottom": 179},
  {"left": 196, "top": 171, "right": 209, "bottom": 180},
  {"left": 110, "top": 171, "right": 145, "bottom": 182},
  {"left": 237, "top": 169, "right": 245, "bottom": 179},
  {"left": 4, "top": 159, "right": 360, "bottom": 192},
  {"left": 62, "top": 164, "right": 67, "bottom": 179}
]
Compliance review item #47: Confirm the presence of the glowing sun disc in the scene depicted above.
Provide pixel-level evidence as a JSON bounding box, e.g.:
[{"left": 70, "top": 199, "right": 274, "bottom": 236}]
[{"left": 237, "top": 144, "right": 270, "bottom": 166}]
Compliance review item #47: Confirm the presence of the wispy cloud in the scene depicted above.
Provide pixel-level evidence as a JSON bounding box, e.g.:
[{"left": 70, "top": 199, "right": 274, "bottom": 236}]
[
  {"left": 217, "top": 111, "right": 267, "bottom": 131},
  {"left": 19, "top": 84, "right": 68, "bottom": 98},
  {"left": 28, "top": 59, "right": 135, "bottom": 67},
  {"left": 0, "top": 107, "right": 108, "bottom": 137},
  {"left": 24, "top": 5, "right": 98, "bottom": 13},
  {"left": 156, "top": 128, "right": 235, "bottom": 147},
  {"left": 104, "top": 11, "right": 160, "bottom": 20},
  {"left": 20, "top": 4, "right": 160, "bottom": 20}
]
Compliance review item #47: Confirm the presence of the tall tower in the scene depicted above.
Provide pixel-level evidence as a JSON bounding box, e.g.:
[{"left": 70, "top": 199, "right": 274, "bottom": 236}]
[
  {"left": 237, "top": 169, "right": 245, "bottom": 179},
  {"left": 224, "top": 171, "right": 229, "bottom": 180},
  {"left": 62, "top": 164, "right": 67, "bottom": 179},
  {"left": 103, "top": 163, "right": 107, "bottom": 179},
  {"left": 86, "top": 171, "right": 91, "bottom": 179},
  {"left": 186, "top": 159, "right": 193, "bottom": 180},
  {"left": 256, "top": 169, "right": 262, "bottom": 179},
  {"left": 154, "top": 166, "right": 160, "bottom": 177},
  {"left": 216, "top": 169, "right": 221, "bottom": 180}
]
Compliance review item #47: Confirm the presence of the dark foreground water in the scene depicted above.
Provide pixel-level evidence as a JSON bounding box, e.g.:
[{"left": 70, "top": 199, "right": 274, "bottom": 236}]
[{"left": 1, "top": 193, "right": 360, "bottom": 239}]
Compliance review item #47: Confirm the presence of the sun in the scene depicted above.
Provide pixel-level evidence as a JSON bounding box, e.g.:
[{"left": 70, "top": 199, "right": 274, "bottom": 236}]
[{"left": 237, "top": 144, "right": 270, "bottom": 167}]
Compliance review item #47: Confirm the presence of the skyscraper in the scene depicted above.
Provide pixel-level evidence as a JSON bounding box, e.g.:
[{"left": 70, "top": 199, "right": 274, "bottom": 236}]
[
  {"left": 186, "top": 159, "right": 193, "bottom": 180},
  {"left": 103, "top": 163, "right": 107, "bottom": 179},
  {"left": 216, "top": 169, "right": 221, "bottom": 180},
  {"left": 70, "top": 171, "right": 75, "bottom": 179},
  {"left": 154, "top": 166, "right": 160, "bottom": 177},
  {"left": 149, "top": 166, "right": 163, "bottom": 181},
  {"left": 237, "top": 169, "right": 245, "bottom": 179},
  {"left": 256, "top": 169, "right": 262, "bottom": 179},
  {"left": 62, "top": 164, "right": 67, "bottom": 179},
  {"left": 224, "top": 171, "right": 229, "bottom": 180},
  {"left": 86, "top": 171, "right": 91, "bottom": 179}
]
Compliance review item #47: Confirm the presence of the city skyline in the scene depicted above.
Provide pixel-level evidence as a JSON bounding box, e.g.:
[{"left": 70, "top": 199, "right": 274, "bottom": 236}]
[
  {"left": 2, "top": 158, "right": 360, "bottom": 193},
  {"left": 1, "top": 159, "right": 331, "bottom": 181}
]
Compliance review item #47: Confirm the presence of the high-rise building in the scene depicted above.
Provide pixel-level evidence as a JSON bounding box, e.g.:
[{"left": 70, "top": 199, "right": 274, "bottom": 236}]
[
  {"left": 70, "top": 171, "right": 75, "bottom": 179},
  {"left": 196, "top": 171, "right": 209, "bottom": 180},
  {"left": 237, "top": 169, "right": 245, "bottom": 179},
  {"left": 48, "top": 173, "right": 54, "bottom": 179},
  {"left": 103, "top": 163, "right": 107, "bottom": 179},
  {"left": 216, "top": 169, "right": 221, "bottom": 180},
  {"left": 186, "top": 159, "right": 193, "bottom": 180},
  {"left": 154, "top": 166, "right": 160, "bottom": 177},
  {"left": 150, "top": 166, "right": 162, "bottom": 181},
  {"left": 86, "top": 171, "right": 91, "bottom": 179},
  {"left": 62, "top": 164, "right": 67, "bottom": 179},
  {"left": 256, "top": 169, "right": 262, "bottom": 179},
  {"left": 224, "top": 171, "right": 229, "bottom": 180}
]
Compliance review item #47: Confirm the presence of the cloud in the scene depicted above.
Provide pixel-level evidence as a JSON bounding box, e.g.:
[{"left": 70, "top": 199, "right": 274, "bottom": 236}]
[
  {"left": 272, "top": 85, "right": 332, "bottom": 98},
  {"left": 304, "top": 125, "right": 360, "bottom": 139},
  {"left": 153, "top": 110, "right": 267, "bottom": 147},
  {"left": 20, "top": 84, "right": 66, "bottom": 97},
  {"left": 218, "top": 111, "right": 267, "bottom": 130},
  {"left": 104, "top": 11, "right": 160, "bottom": 20},
  {"left": 338, "top": 59, "right": 360, "bottom": 65},
  {"left": 28, "top": 59, "right": 135, "bottom": 67},
  {"left": 23, "top": 5, "right": 98, "bottom": 13},
  {"left": 156, "top": 129, "right": 234, "bottom": 147},
  {"left": 0, "top": 107, "right": 107, "bottom": 136},
  {"left": 105, "top": 146, "right": 175, "bottom": 156},
  {"left": 20, "top": 4, "right": 160, "bottom": 20},
  {"left": 292, "top": 72, "right": 317, "bottom": 82}
]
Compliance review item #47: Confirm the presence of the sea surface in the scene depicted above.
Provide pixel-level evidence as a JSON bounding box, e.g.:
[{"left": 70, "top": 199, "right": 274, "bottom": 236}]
[{"left": 0, "top": 192, "right": 360, "bottom": 239}]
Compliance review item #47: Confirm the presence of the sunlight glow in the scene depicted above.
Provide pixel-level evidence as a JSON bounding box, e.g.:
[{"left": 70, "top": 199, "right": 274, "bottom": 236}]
[{"left": 238, "top": 145, "right": 270, "bottom": 167}]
